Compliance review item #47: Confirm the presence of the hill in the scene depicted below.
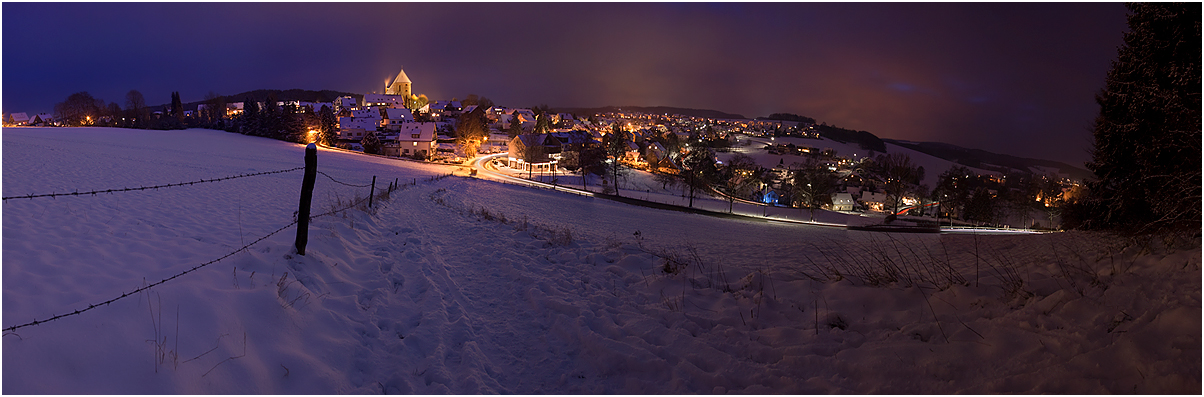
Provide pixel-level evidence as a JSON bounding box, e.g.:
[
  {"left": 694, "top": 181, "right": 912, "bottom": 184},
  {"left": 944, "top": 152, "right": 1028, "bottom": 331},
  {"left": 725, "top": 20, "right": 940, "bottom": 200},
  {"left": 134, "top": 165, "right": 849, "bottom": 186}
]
[
  {"left": 883, "top": 139, "right": 1093, "bottom": 181},
  {"left": 549, "top": 105, "right": 746, "bottom": 120},
  {"left": 4, "top": 127, "right": 1197, "bottom": 394},
  {"left": 156, "top": 89, "right": 361, "bottom": 111}
]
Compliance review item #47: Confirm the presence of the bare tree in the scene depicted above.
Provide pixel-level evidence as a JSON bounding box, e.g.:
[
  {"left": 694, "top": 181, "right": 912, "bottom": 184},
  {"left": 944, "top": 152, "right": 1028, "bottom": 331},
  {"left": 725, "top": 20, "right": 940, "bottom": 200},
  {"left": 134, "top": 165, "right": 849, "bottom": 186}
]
[
  {"left": 126, "top": 90, "right": 148, "bottom": 127},
  {"left": 54, "top": 92, "right": 101, "bottom": 126}
]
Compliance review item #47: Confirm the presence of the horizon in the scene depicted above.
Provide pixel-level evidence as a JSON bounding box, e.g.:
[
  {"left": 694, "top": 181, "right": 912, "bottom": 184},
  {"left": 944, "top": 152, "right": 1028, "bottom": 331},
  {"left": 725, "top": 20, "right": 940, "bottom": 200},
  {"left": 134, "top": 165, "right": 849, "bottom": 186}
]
[{"left": 2, "top": 3, "right": 1128, "bottom": 166}]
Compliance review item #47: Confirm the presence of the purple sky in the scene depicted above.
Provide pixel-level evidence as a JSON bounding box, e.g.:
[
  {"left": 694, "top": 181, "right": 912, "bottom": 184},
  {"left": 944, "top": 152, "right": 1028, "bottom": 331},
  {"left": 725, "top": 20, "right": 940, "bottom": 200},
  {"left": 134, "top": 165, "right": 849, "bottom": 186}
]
[{"left": 3, "top": 3, "right": 1127, "bottom": 165}]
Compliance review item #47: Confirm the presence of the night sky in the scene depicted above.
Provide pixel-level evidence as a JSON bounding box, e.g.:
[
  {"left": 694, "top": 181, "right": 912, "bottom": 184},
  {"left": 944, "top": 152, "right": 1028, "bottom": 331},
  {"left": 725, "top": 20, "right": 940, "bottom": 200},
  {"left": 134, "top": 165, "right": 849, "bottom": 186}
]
[{"left": 3, "top": 3, "right": 1128, "bottom": 166}]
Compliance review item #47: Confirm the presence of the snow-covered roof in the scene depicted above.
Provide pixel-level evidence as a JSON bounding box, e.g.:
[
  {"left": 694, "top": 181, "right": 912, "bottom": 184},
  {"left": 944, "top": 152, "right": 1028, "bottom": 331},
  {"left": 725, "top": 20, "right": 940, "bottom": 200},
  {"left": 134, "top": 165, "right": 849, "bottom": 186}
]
[
  {"left": 339, "top": 116, "right": 379, "bottom": 131},
  {"left": 396, "top": 122, "right": 436, "bottom": 142},
  {"left": 352, "top": 108, "right": 381, "bottom": 119},
  {"left": 10, "top": 112, "right": 29, "bottom": 123},
  {"left": 384, "top": 108, "right": 413, "bottom": 121},
  {"left": 391, "top": 68, "right": 411, "bottom": 84}
]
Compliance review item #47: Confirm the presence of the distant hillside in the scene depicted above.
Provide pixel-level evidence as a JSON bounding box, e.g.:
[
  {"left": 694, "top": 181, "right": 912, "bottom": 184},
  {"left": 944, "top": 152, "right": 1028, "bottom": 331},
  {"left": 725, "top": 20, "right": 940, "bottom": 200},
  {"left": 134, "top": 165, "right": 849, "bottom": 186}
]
[
  {"left": 156, "top": 89, "right": 361, "bottom": 111},
  {"left": 814, "top": 124, "right": 887, "bottom": 153},
  {"left": 550, "top": 106, "right": 746, "bottom": 120},
  {"left": 884, "top": 139, "right": 1093, "bottom": 181}
]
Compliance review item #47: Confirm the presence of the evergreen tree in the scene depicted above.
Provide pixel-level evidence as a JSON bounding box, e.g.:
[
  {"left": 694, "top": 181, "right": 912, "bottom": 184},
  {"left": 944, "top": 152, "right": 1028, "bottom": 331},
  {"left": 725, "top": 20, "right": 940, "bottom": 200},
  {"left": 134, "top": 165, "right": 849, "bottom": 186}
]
[
  {"left": 280, "top": 103, "right": 303, "bottom": 142},
  {"left": 507, "top": 111, "right": 524, "bottom": 138},
  {"left": 260, "top": 93, "right": 279, "bottom": 138},
  {"left": 361, "top": 131, "right": 382, "bottom": 155},
  {"left": 318, "top": 105, "right": 338, "bottom": 145},
  {"left": 1082, "top": 3, "right": 1201, "bottom": 231},
  {"left": 242, "top": 97, "right": 259, "bottom": 135},
  {"left": 170, "top": 92, "right": 183, "bottom": 123},
  {"left": 533, "top": 111, "right": 552, "bottom": 135}
]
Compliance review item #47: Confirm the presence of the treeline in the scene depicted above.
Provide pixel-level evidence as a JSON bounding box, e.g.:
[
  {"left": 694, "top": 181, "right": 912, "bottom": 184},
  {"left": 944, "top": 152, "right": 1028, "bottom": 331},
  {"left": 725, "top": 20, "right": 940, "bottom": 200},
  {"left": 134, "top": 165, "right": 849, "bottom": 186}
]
[{"left": 51, "top": 89, "right": 338, "bottom": 145}]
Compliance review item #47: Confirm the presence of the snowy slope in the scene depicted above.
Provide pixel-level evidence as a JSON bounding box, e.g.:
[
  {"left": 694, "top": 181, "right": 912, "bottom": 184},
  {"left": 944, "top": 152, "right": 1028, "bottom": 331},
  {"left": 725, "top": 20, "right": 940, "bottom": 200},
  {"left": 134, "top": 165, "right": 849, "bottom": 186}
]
[{"left": 3, "top": 127, "right": 1200, "bottom": 393}]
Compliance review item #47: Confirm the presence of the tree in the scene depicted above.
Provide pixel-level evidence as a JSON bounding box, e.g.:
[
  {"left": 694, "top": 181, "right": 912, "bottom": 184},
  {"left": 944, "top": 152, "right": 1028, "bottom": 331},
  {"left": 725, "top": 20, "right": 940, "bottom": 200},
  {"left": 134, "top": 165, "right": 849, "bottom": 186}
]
[
  {"left": 242, "top": 97, "right": 260, "bottom": 136},
  {"left": 681, "top": 145, "right": 718, "bottom": 208},
  {"left": 202, "top": 92, "right": 226, "bottom": 127},
  {"left": 934, "top": 165, "right": 973, "bottom": 221},
  {"left": 317, "top": 105, "right": 338, "bottom": 145},
  {"left": 454, "top": 107, "right": 489, "bottom": 161},
  {"left": 792, "top": 158, "right": 839, "bottom": 220},
  {"left": 54, "top": 92, "right": 101, "bottom": 126},
  {"left": 577, "top": 146, "right": 608, "bottom": 191},
  {"left": 604, "top": 124, "right": 629, "bottom": 196},
  {"left": 125, "top": 90, "right": 148, "bottom": 127},
  {"left": 1037, "top": 174, "right": 1065, "bottom": 229},
  {"left": 1083, "top": 2, "right": 1201, "bottom": 231},
  {"left": 361, "top": 131, "right": 382, "bottom": 155},
  {"left": 533, "top": 111, "right": 552, "bottom": 135},
  {"left": 280, "top": 103, "right": 304, "bottom": 142},
  {"left": 722, "top": 153, "right": 762, "bottom": 213},
  {"left": 868, "top": 153, "right": 923, "bottom": 215},
  {"left": 405, "top": 94, "right": 429, "bottom": 111},
  {"left": 170, "top": 91, "right": 184, "bottom": 123},
  {"left": 507, "top": 110, "right": 525, "bottom": 138},
  {"left": 964, "top": 188, "right": 998, "bottom": 225},
  {"left": 259, "top": 93, "right": 279, "bottom": 138}
]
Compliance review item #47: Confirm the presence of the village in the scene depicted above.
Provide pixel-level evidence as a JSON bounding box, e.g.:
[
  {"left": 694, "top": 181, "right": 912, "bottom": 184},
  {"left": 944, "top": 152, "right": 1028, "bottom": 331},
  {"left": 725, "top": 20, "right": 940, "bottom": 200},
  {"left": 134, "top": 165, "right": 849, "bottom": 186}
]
[{"left": 4, "top": 68, "right": 1079, "bottom": 230}]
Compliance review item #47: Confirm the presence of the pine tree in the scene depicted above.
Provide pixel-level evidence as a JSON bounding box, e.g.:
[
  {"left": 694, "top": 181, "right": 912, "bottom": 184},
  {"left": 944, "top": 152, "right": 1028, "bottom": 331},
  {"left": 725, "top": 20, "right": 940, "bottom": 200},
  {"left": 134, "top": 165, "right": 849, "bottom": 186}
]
[
  {"left": 280, "top": 103, "right": 303, "bottom": 142},
  {"left": 242, "top": 97, "right": 259, "bottom": 135},
  {"left": 507, "top": 111, "right": 524, "bottom": 138},
  {"left": 1083, "top": 3, "right": 1201, "bottom": 231},
  {"left": 318, "top": 105, "right": 338, "bottom": 145},
  {"left": 170, "top": 91, "right": 183, "bottom": 123},
  {"left": 361, "top": 131, "right": 382, "bottom": 155}
]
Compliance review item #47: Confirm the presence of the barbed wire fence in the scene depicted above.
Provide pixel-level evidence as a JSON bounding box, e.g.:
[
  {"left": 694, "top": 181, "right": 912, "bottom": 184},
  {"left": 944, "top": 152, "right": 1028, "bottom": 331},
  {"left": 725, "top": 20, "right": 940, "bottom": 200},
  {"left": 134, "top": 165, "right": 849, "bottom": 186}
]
[
  {"left": 3, "top": 146, "right": 457, "bottom": 333},
  {"left": 2, "top": 167, "right": 305, "bottom": 201}
]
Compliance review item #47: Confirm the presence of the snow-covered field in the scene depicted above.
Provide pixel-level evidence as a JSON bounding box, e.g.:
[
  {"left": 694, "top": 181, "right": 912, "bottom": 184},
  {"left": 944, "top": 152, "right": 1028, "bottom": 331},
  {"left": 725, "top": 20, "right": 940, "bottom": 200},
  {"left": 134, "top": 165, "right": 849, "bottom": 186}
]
[{"left": 3, "top": 127, "right": 1200, "bottom": 393}]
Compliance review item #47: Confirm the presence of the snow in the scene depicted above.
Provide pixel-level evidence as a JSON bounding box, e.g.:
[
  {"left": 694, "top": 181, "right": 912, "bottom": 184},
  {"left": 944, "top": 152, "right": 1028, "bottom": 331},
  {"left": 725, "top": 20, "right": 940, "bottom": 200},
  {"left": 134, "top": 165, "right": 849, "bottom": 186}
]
[
  {"left": 3, "top": 127, "right": 1200, "bottom": 393},
  {"left": 720, "top": 134, "right": 1000, "bottom": 188}
]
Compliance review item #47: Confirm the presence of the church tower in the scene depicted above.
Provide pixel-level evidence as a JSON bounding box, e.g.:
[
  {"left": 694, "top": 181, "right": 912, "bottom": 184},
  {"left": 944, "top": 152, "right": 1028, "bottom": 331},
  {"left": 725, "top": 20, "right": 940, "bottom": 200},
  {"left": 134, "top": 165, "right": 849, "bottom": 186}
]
[{"left": 385, "top": 68, "right": 412, "bottom": 97}]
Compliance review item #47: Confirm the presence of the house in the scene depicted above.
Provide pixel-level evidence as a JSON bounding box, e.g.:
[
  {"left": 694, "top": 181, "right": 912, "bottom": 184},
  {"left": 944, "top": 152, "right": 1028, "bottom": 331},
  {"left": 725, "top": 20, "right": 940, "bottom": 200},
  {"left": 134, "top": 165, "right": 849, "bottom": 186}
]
[
  {"left": 623, "top": 141, "right": 641, "bottom": 163},
  {"left": 338, "top": 115, "right": 381, "bottom": 140},
  {"left": 860, "top": 191, "right": 889, "bottom": 212},
  {"left": 363, "top": 94, "right": 406, "bottom": 109},
  {"left": 384, "top": 122, "right": 437, "bottom": 158},
  {"left": 28, "top": 113, "right": 53, "bottom": 126},
  {"left": 226, "top": 103, "right": 244, "bottom": 117},
  {"left": 507, "top": 134, "right": 561, "bottom": 172},
  {"left": 831, "top": 192, "right": 855, "bottom": 211},
  {"left": 383, "top": 108, "right": 414, "bottom": 131},
  {"left": 8, "top": 112, "right": 30, "bottom": 125},
  {"left": 335, "top": 96, "right": 358, "bottom": 111}
]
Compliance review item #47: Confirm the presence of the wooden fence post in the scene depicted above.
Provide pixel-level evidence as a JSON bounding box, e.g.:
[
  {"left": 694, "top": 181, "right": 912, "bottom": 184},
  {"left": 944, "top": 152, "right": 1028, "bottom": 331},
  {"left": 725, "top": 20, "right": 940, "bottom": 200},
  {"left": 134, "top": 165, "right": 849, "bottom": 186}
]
[
  {"left": 368, "top": 175, "right": 377, "bottom": 208},
  {"left": 295, "top": 143, "right": 317, "bottom": 256}
]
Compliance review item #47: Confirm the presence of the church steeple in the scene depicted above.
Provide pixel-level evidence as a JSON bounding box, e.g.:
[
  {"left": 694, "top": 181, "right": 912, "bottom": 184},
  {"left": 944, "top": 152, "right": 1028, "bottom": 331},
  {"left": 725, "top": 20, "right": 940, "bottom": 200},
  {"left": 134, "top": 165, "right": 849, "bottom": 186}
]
[{"left": 386, "top": 68, "right": 412, "bottom": 97}]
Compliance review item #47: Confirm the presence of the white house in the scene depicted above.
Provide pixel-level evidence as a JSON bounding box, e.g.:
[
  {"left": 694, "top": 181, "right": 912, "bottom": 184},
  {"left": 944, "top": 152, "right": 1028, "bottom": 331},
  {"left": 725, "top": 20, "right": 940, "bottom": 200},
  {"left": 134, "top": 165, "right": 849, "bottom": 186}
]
[
  {"left": 385, "top": 122, "right": 437, "bottom": 158},
  {"left": 860, "top": 191, "right": 889, "bottom": 212},
  {"left": 335, "top": 96, "right": 358, "bottom": 111},
  {"left": 831, "top": 192, "right": 855, "bottom": 211},
  {"left": 8, "top": 112, "right": 30, "bottom": 125},
  {"left": 363, "top": 94, "right": 406, "bottom": 109},
  {"left": 339, "top": 116, "right": 380, "bottom": 140}
]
